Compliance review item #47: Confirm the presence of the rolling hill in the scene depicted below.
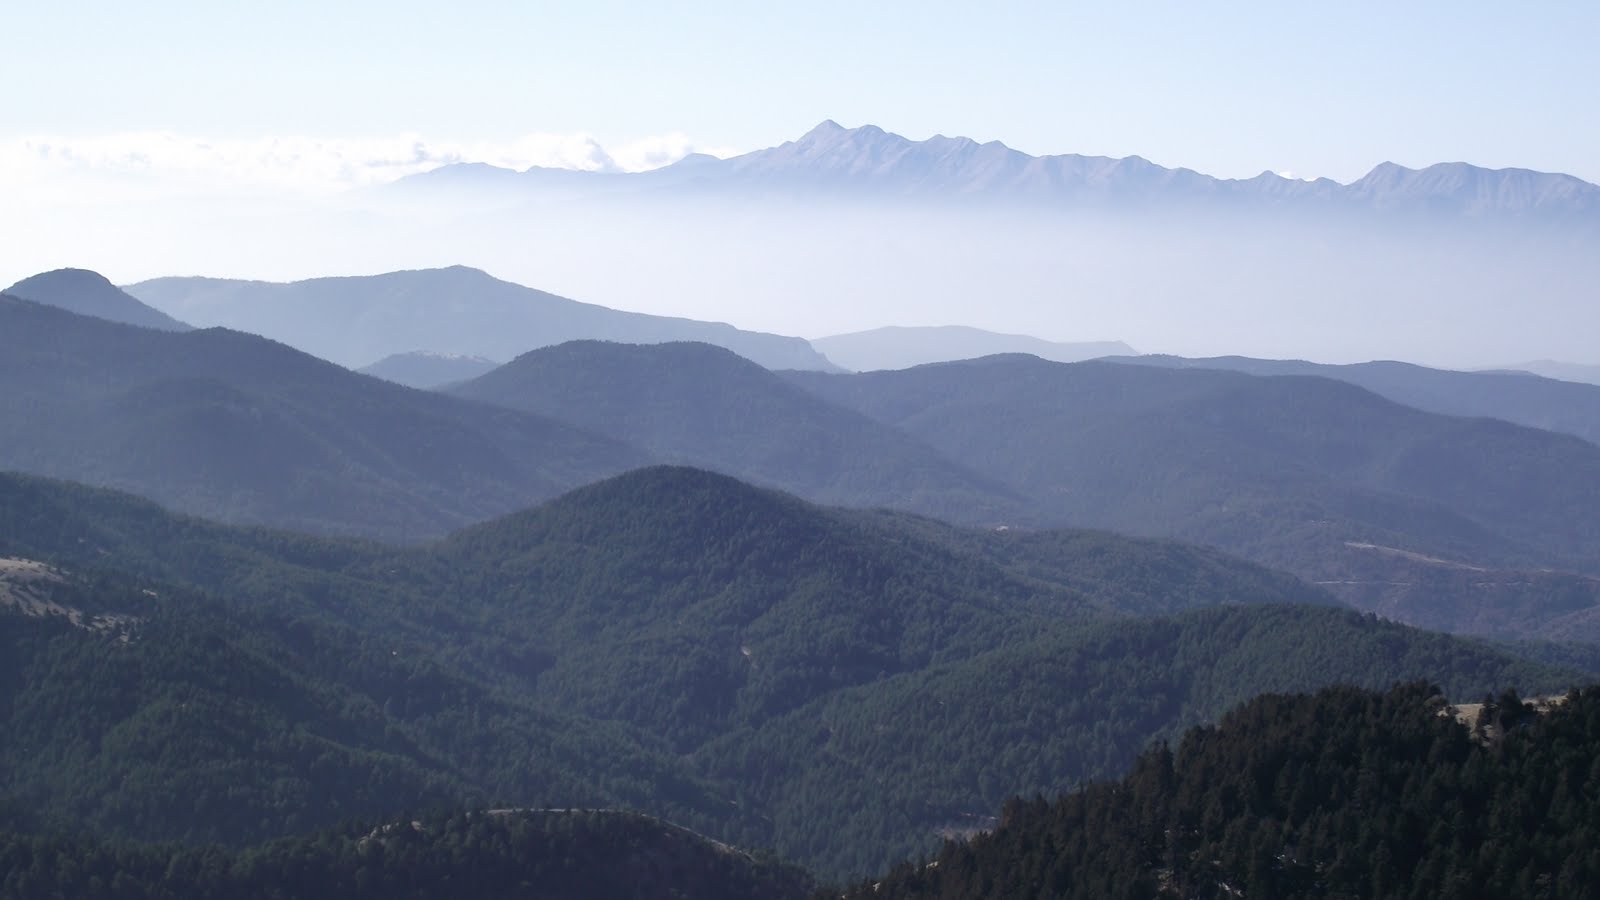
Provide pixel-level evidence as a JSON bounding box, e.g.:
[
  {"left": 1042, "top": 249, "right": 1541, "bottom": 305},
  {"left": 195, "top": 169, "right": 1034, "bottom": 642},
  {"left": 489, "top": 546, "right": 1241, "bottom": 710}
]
[
  {"left": 787, "top": 355, "right": 1600, "bottom": 640},
  {"left": 0, "top": 292, "right": 644, "bottom": 540},
  {"left": 446, "top": 341, "right": 1022, "bottom": 523},
  {"left": 123, "top": 265, "right": 840, "bottom": 371}
]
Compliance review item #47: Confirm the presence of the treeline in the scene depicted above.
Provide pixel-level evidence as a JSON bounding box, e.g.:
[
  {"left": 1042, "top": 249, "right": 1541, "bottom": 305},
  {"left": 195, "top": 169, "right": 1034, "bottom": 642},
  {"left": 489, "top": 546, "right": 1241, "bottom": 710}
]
[{"left": 844, "top": 682, "right": 1600, "bottom": 899}]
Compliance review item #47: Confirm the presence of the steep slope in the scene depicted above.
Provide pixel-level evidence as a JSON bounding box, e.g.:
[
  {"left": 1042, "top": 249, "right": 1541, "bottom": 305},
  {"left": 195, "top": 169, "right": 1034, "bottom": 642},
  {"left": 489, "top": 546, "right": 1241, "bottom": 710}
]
[
  {"left": 359, "top": 350, "right": 502, "bottom": 388},
  {"left": 447, "top": 341, "right": 1020, "bottom": 522},
  {"left": 0, "top": 294, "right": 645, "bottom": 539},
  {"left": 788, "top": 356, "right": 1600, "bottom": 638},
  {"left": 847, "top": 683, "right": 1600, "bottom": 900},
  {"left": 1124, "top": 353, "right": 1600, "bottom": 446},
  {"left": 812, "top": 325, "right": 1132, "bottom": 371},
  {"left": 6, "top": 268, "right": 190, "bottom": 331},
  {"left": 125, "top": 265, "right": 838, "bottom": 371}
]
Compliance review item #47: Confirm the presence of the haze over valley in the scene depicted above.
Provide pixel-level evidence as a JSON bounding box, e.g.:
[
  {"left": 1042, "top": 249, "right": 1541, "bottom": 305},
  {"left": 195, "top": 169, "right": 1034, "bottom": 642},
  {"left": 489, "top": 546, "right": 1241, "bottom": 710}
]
[{"left": 8, "top": 120, "right": 1600, "bottom": 371}]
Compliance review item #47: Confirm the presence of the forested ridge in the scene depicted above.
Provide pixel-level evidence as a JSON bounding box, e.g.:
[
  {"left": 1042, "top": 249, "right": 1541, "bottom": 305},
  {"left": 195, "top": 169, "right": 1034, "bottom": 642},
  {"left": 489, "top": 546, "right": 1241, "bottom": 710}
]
[
  {"left": 1, "top": 466, "right": 1590, "bottom": 879},
  {"left": 843, "top": 682, "right": 1600, "bottom": 899}
]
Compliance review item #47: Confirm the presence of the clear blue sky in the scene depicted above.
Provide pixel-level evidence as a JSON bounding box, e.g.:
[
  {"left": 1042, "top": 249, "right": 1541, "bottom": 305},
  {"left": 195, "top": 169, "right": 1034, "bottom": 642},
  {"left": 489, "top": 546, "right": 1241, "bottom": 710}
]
[{"left": 4, "top": 0, "right": 1597, "bottom": 182}]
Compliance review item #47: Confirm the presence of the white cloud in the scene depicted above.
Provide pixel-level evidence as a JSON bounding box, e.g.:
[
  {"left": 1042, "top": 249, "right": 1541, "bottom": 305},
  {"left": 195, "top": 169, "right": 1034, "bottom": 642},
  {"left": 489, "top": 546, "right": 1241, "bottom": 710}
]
[{"left": 0, "top": 130, "right": 735, "bottom": 197}]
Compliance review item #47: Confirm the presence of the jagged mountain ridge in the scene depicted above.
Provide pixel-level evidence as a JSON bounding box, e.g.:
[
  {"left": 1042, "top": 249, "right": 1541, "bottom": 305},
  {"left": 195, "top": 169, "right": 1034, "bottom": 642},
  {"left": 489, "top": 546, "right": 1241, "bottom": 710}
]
[{"left": 399, "top": 120, "right": 1600, "bottom": 218}]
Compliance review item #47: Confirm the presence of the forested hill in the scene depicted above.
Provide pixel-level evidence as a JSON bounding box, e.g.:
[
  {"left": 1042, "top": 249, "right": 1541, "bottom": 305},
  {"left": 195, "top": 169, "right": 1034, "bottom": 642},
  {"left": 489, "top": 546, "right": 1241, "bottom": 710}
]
[
  {"left": 846, "top": 682, "right": 1600, "bottom": 900},
  {"left": 0, "top": 809, "right": 814, "bottom": 900},
  {"left": 1, "top": 466, "right": 1590, "bottom": 878},
  {"left": 446, "top": 341, "right": 1020, "bottom": 523}
]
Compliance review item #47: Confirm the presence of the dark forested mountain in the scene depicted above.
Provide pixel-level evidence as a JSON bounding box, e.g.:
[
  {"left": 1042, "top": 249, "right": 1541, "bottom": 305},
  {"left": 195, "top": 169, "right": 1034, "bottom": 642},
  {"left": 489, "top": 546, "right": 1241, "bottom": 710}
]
[
  {"left": 695, "top": 604, "right": 1576, "bottom": 876},
  {"left": 5, "top": 268, "right": 191, "bottom": 332},
  {"left": 0, "top": 466, "right": 1586, "bottom": 879},
  {"left": 0, "top": 294, "right": 644, "bottom": 539},
  {"left": 812, "top": 326, "right": 1133, "bottom": 372},
  {"left": 787, "top": 355, "right": 1600, "bottom": 641},
  {"left": 0, "top": 810, "right": 815, "bottom": 900},
  {"left": 1123, "top": 353, "right": 1600, "bottom": 447},
  {"left": 358, "top": 350, "right": 502, "bottom": 388},
  {"left": 447, "top": 341, "right": 1020, "bottom": 522},
  {"left": 847, "top": 682, "right": 1600, "bottom": 900},
  {"left": 124, "top": 265, "right": 839, "bottom": 371}
]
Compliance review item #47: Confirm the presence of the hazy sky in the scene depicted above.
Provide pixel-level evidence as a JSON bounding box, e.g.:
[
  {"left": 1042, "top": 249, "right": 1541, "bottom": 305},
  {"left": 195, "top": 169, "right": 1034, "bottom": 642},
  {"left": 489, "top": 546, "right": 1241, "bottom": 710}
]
[{"left": 5, "top": 0, "right": 1598, "bottom": 183}]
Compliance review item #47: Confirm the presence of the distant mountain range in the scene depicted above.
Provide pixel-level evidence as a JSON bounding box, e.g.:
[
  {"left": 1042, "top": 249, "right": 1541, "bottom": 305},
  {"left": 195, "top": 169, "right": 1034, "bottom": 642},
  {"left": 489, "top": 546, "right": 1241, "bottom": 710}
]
[
  {"left": 1497, "top": 359, "right": 1600, "bottom": 387},
  {"left": 398, "top": 121, "right": 1600, "bottom": 219},
  {"left": 1119, "top": 354, "right": 1600, "bottom": 447},
  {"left": 124, "top": 266, "right": 839, "bottom": 371},
  {"left": 359, "top": 350, "right": 502, "bottom": 388},
  {"left": 812, "top": 326, "right": 1132, "bottom": 371}
]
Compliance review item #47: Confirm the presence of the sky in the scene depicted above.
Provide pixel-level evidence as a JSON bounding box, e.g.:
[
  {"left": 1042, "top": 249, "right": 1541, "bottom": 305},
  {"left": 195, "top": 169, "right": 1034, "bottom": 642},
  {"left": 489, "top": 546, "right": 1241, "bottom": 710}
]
[{"left": 5, "top": 0, "right": 1598, "bottom": 185}]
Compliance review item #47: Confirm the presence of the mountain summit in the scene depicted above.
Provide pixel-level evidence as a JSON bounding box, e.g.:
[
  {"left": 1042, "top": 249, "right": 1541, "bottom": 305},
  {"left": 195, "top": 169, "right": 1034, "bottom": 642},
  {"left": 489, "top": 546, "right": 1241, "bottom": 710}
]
[{"left": 5, "top": 268, "right": 191, "bottom": 332}]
